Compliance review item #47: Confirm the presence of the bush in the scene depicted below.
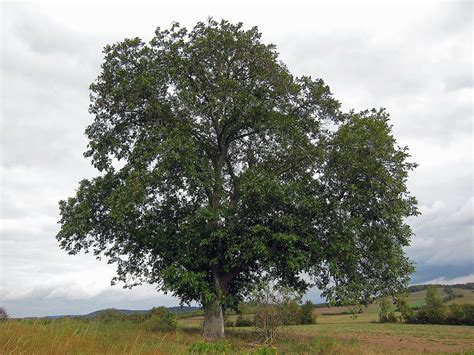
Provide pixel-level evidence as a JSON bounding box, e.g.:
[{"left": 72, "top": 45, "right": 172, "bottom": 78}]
[
  {"left": 394, "top": 294, "right": 415, "bottom": 322},
  {"left": 413, "top": 286, "right": 447, "bottom": 324},
  {"left": 378, "top": 297, "right": 397, "bottom": 323},
  {"left": 413, "top": 306, "right": 447, "bottom": 324},
  {"left": 97, "top": 308, "right": 126, "bottom": 322},
  {"left": 224, "top": 319, "right": 235, "bottom": 327},
  {"left": 143, "top": 307, "right": 177, "bottom": 331},
  {"left": 445, "top": 304, "right": 474, "bottom": 326},
  {"left": 425, "top": 286, "right": 443, "bottom": 309},
  {"left": 250, "top": 280, "right": 303, "bottom": 343},
  {"left": 127, "top": 312, "right": 148, "bottom": 323},
  {"left": 404, "top": 286, "right": 474, "bottom": 325},
  {"left": 0, "top": 307, "right": 8, "bottom": 321},
  {"left": 254, "top": 305, "right": 280, "bottom": 341},
  {"left": 300, "top": 300, "right": 317, "bottom": 324},
  {"left": 442, "top": 287, "right": 463, "bottom": 303},
  {"left": 281, "top": 300, "right": 302, "bottom": 325},
  {"left": 235, "top": 314, "right": 254, "bottom": 327}
]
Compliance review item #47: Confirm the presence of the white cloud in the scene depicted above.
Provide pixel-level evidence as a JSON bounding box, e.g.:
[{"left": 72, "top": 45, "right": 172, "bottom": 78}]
[
  {"left": 426, "top": 274, "right": 474, "bottom": 285},
  {"left": 1, "top": 2, "right": 472, "bottom": 317}
]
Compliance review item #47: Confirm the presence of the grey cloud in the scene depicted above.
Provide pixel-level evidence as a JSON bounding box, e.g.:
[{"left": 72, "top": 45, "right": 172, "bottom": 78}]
[{"left": 1, "top": 3, "right": 472, "bottom": 318}]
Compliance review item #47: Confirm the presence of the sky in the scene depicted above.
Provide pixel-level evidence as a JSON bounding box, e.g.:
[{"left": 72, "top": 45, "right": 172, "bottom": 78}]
[{"left": 1, "top": 1, "right": 472, "bottom": 318}]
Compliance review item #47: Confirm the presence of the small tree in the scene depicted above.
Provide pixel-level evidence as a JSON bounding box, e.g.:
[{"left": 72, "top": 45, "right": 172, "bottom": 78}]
[
  {"left": 415, "top": 286, "right": 447, "bottom": 323},
  {"left": 300, "top": 300, "right": 316, "bottom": 324},
  {"left": 144, "top": 307, "right": 177, "bottom": 331},
  {"left": 281, "top": 299, "right": 302, "bottom": 325},
  {"left": 378, "top": 297, "right": 397, "bottom": 323},
  {"left": 378, "top": 297, "right": 390, "bottom": 322},
  {"left": 426, "top": 286, "right": 443, "bottom": 309},
  {"left": 394, "top": 293, "right": 414, "bottom": 322},
  {"left": 252, "top": 281, "right": 301, "bottom": 343}
]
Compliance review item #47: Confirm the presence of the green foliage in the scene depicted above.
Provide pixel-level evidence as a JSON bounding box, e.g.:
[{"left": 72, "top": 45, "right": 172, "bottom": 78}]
[
  {"left": 445, "top": 304, "right": 474, "bottom": 326},
  {"left": 281, "top": 299, "right": 302, "bottom": 325},
  {"left": 251, "top": 280, "right": 303, "bottom": 342},
  {"left": 394, "top": 293, "right": 415, "bottom": 322},
  {"left": 56, "top": 17, "right": 418, "bottom": 338},
  {"left": 378, "top": 297, "right": 397, "bottom": 323},
  {"left": 189, "top": 340, "right": 229, "bottom": 353},
  {"left": 224, "top": 318, "right": 235, "bottom": 327},
  {"left": 96, "top": 309, "right": 126, "bottom": 322},
  {"left": 417, "top": 286, "right": 447, "bottom": 323},
  {"left": 300, "top": 300, "right": 317, "bottom": 325},
  {"left": 127, "top": 312, "right": 149, "bottom": 323},
  {"left": 442, "top": 287, "right": 463, "bottom": 303},
  {"left": 425, "top": 285, "right": 443, "bottom": 309},
  {"left": 235, "top": 314, "right": 254, "bottom": 327},
  {"left": 408, "top": 283, "right": 474, "bottom": 292},
  {"left": 143, "top": 307, "right": 177, "bottom": 331},
  {"left": 252, "top": 346, "right": 277, "bottom": 355}
]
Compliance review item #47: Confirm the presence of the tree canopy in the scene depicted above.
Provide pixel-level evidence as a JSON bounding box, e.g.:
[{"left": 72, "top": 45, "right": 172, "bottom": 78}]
[{"left": 57, "top": 19, "right": 418, "bottom": 338}]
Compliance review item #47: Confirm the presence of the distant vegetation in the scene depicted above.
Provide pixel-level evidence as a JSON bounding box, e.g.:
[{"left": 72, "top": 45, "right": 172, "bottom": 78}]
[
  {"left": 408, "top": 282, "right": 474, "bottom": 292},
  {"left": 378, "top": 285, "right": 474, "bottom": 326},
  {"left": 406, "top": 286, "right": 473, "bottom": 325}
]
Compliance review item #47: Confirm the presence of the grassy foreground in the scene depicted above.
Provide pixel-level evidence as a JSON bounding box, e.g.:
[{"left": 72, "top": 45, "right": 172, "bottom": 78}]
[
  {"left": 2, "top": 288, "right": 473, "bottom": 354},
  {"left": 1, "top": 312, "right": 473, "bottom": 354}
]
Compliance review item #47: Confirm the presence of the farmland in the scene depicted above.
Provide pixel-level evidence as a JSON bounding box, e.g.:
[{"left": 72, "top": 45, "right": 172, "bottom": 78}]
[{"left": 1, "top": 287, "right": 473, "bottom": 354}]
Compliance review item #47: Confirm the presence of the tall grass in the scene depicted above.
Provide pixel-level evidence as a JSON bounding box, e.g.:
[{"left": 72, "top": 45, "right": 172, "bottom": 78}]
[
  {"left": 1, "top": 318, "right": 194, "bottom": 354},
  {"left": 1, "top": 313, "right": 473, "bottom": 354}
]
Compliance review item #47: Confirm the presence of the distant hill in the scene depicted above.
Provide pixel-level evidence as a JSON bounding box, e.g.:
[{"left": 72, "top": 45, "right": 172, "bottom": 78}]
[
  {"left": 312, "top": 283, "right": 474, "bottom": 308},
  {"left": 408, "top": 282, "right": 474, "bottom": 292},
  {"left": 42, "top": 306, "right": 201, "bottom": 319},
  {"left": 34, "top": 283, "right": 474, "bottom": 319}
]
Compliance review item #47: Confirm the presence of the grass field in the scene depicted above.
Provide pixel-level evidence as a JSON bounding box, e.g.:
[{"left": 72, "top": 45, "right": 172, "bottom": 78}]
[{"left": 1, "top": 287, "right": 473, "bottom": 354}]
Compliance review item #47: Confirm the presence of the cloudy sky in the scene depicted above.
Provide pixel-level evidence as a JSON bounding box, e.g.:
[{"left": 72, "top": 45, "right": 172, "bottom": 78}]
[{"left": 1, "top": 1, "right": 472, "bottom": 318}]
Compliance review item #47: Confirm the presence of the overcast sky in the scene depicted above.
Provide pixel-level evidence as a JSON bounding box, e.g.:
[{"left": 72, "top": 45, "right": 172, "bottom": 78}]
[{"left": 1, "top": 1, "right": 472, "bottom": 318}]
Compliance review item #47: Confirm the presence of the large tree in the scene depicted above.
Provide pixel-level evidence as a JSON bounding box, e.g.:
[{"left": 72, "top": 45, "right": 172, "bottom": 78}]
[{"left": 57, "top": 19, "right": 418, "bottom": 339}]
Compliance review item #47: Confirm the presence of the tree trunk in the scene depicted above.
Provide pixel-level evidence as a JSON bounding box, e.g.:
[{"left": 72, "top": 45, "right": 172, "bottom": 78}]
[{"left": 202, "top": 298, "right": 225, "bottom": 339}]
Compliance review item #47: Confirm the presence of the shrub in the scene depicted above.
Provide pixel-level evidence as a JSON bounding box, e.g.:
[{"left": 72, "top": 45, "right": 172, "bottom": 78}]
[
  {"left": 251, "top": 280, "right": 303, "bottom": 343},
  {"left": 407, "top": 286, "right": 450, "bottom": 324},
  {"left": 442, "top": 287, "right": 463, "bottom": 303},
  {"left": 281, "top": 300, "right": 302, "bottom": 325},
  {"left": 254, "top": 305, "right": 280, "bottom": 341},
  {"left": 416, "top": 286, "right": 447, "bottom": 324},
  {"left": 235, "top": 314, "right": 254, "bottom": 327},
  {"left": 445, "top": 304, "right": 474, "bottom": 326},
  {"left": 0, "top": 307, "right": 8, "bottom": 321},
  {"left": 414, "top": 306, "right": 447, "bottom": 324},
  {"left": 426, "top": 286, "right": 443, "bottom": 309},
  {"left": 300, "top": 300, "right": 316, "bottom": 324},
  {"left": 378, "top": 297, "right": 397, "bottom": 323},
  {"left": 224, "top": 318, "right": 235, "bottom": 327},
  {"left": 394, "top": 293, "right": 415, "bottom": 322},
  {"left": 97, "top": 308, "right": 126, "bottom": 322},
  {"left": 127, "top": 312, "right": 148, "bottom": 323},
  {"left": 143, "top": 307, "right": 177, "bottom": 331}
]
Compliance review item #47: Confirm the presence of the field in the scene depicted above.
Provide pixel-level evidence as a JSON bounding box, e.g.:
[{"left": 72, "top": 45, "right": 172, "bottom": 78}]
[{"left": 1, "top": 288, "right": 473, "bottom": 354}]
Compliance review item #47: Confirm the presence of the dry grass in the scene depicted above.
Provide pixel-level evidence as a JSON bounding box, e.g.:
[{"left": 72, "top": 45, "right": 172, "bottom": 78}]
[
  {"left": 1, "top": 317, "right": 474, "bottom": 354},
  {"left": 2, "top": 289, "right": 474, "bottom": 354}
]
